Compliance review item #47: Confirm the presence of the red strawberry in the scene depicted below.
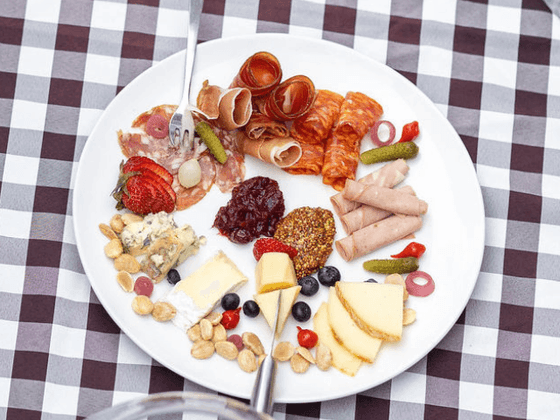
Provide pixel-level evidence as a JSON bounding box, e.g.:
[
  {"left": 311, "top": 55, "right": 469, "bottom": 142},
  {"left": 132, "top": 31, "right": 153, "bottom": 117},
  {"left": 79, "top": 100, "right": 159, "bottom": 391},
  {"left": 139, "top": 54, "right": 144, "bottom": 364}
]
[
  {"left": 117, "top": 175, "right": 156, "bottom": 215},
  {"left": 122, "top": 156, "right": 173, "bottom": 185},
  {"left": 253, "top": 238, "right": 298, "bottom": 261}
]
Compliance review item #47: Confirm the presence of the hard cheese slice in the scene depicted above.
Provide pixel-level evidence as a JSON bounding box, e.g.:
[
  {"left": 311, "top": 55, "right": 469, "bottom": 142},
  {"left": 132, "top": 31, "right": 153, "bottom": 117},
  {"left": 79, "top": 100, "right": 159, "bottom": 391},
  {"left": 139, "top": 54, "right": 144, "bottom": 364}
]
[
  {"left": 254, "top": 285, "right": 301, "bottom": 336},
  {"left": 313, "top": 303, "right": 361, "bottom": 376},
  {"left": 162, "top": 251, "right": 248, "bottom": 332},
  {"left": 255, "top": 252, "right": 297, "bottom": 293},
  {"left": 327, "top": 287, "right": 382, "bottom": 363},
  {"left": 335, "top": 282, "right": 403, "bottom": 341}
]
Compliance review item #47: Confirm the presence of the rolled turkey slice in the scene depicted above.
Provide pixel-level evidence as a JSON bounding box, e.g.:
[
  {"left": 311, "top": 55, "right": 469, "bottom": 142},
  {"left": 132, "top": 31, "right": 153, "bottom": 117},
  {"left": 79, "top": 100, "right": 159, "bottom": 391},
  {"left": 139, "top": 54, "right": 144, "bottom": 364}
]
[
  {"left": 342, "top": 180, "right": 428, "bottom": 216},
  {"left": 336, "top": 215, "right": 423, "bottom": 262},
  {"left": 330, "top": 159, "right": 409, "bottom": 217},
  {"left": 238, "top": 133, "right": 302, "bottom": 168}
]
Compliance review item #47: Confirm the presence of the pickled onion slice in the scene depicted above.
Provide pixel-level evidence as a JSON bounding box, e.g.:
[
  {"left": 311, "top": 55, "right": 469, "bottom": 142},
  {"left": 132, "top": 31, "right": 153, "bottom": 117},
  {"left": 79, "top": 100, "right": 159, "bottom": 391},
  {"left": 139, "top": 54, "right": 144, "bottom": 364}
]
[
  {"left": 369, "top": 120, "right": 396, "bottom": 147},
  {"left": 405, "top": 271, "right": 435, "bottom": 297}
]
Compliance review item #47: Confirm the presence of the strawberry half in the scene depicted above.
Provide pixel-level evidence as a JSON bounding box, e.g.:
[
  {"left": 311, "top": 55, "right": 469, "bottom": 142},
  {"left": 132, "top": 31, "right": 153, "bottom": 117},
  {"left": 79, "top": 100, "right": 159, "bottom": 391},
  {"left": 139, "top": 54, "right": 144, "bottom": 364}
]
[
  {"left": 122, "top": 156, "right": 173, "bottom": 186},
  {"left": 253, "top": 238, "right": 298, "bottom": 261}
]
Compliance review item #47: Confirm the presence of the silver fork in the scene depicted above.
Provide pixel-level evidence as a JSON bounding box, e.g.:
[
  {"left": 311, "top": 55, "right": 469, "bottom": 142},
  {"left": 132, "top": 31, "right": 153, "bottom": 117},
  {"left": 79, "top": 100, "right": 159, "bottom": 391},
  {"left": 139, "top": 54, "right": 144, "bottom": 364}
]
[{"left": 169, "top": 0, "right": 204, "bottom": 148}]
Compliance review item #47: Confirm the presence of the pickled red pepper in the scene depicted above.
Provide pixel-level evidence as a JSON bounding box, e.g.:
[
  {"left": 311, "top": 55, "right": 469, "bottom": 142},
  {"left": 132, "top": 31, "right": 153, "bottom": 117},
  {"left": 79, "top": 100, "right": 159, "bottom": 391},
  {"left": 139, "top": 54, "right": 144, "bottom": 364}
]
[
  {"left": 391, "top": 242, "right": 426, "bottom": 259},
  {"left": 397, "top": 121, "right": 420, "bottom": 143}
]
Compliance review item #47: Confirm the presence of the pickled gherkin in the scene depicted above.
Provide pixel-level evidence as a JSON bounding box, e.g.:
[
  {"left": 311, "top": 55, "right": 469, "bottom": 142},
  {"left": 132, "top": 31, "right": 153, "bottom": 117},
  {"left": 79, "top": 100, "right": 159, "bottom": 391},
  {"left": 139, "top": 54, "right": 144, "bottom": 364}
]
[
  {"left": 195, "top": 121, "right": 227, "bottom": 164},
  {"left": 360, "top": 141, "right": 418, "bottom": 165},
  {"left": 363, "top": 257, "right": 419, "bottom": 274}
]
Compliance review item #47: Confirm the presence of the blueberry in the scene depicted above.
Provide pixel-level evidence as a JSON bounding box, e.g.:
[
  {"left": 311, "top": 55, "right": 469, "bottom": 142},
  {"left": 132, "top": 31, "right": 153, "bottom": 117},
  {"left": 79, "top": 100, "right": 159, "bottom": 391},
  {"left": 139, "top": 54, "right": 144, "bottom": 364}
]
[
  {"left": 242, "top": 300, "right": 260, "bottom": 318},
  {"left": 317, "top": 266, "right": 341, "bottom": 287},
  {"left": 292, "top": 301, "right": 312, "bottom": 322},
  {"left": 221, "top": 293, "right": 240, "bottom": 311},
  {"left": 166, "top": 269, "right": 181, "bottom": 285},
  {"left": 365, "top": 278, "right": 378, "bottom": 283},
  {"left": 298, "top": 276, "right": 320, "bottom": 297}
]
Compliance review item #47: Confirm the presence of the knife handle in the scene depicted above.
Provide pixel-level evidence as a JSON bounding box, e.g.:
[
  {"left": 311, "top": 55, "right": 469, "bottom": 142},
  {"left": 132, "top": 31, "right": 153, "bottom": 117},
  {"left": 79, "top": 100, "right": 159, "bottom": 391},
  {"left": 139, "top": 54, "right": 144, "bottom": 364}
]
[{"left": 250, "top": 354, "right": 277, "bottom": 415}]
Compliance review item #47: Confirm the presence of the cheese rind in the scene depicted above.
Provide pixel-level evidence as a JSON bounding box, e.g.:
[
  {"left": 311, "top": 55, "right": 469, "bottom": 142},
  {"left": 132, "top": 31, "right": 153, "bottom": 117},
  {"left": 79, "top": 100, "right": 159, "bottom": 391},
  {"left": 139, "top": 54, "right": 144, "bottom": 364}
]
[
  {"left": 254, "top": 285, "right": 301, "bottom": 336},
  {"left": 313, "top": 303, "right": 361, "bottom": 376},
  {"left": 335, "top": 282, "right": 403, "bottom": 341},
  {"left": 327, "top": 287, "right": 382, "bottom": 363},
  {"left": 162, "top": 251, "right": 247, "bottom": 332},
  {"left": 255, "top": 252, "right": 297, "bottom": 294}
]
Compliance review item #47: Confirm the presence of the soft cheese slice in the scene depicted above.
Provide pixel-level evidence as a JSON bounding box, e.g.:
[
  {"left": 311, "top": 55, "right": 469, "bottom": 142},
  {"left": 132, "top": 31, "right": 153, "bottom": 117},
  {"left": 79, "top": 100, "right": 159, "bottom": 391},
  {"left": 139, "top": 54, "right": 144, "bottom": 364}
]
[
  {"left": 254, "top": 285, "right": 301, "bottom": 336},
  {"left": 327, "top": 287, "right": 382, "bottom": 363},
  {"left": 163, "top": 251, "right": 247, "bottom": 332},
  {"left": 255, "top": 252, "right": 297, "bottom": 293},
  {"left": 313, "top": 303, "right": 361, "bottom": 376},
  {"left": 335, "top": 282, "right": 403, "bottom": 341}
]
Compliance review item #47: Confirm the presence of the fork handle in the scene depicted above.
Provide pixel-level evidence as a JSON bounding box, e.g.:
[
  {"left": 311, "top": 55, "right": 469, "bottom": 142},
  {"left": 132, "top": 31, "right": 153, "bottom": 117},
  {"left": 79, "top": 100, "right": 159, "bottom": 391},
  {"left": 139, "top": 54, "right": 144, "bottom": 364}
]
[{"left": 178, "top": 0, "right": 204, "bottom": 111}]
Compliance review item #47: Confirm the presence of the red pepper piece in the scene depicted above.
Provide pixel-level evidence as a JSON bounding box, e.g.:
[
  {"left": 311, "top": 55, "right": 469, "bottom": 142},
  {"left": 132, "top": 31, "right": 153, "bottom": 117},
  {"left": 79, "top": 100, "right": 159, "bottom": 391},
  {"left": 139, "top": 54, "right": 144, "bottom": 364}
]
[
  {"left": 391, "top": 242, "right": 426, "bottom": 259},
  {"left": 397, "top": 121, "right": 419, "bottom": 143},
  {"left": 221, "top": 308, "right": 241, "bottom": 330}
]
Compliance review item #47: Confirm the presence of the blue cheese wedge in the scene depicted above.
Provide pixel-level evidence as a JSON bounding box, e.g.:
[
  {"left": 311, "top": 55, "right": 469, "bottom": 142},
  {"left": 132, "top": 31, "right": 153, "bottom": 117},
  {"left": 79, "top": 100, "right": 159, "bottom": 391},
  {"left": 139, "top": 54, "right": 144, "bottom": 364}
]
[{"left": 161, "top": 251, "right": 248, "bottom": 332}]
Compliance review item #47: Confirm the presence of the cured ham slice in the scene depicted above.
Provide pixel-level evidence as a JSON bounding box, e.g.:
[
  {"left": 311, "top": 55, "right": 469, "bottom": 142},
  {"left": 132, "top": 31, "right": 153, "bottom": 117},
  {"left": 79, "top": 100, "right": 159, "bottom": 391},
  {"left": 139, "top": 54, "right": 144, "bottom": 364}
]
[
  {"left": 322, "top": 92, "right": 384, "bottom": 191},
  {"left": 259, "top": 75, "right": 317, "bottom": 121},
  {"left": 342, "top": 180, "right": 428, "bottom": 216},
  {"left": 330, "top": 159, "right": 409, "bottom": 217},
  {"left": 244, "top": 112, "right": 289, "bottom": 140},
  {"left": 238, "top": 133, "right": 302, "bottom": 168},
  {"left": 230, "top": 51, "right": 282, "bottom": 97},
  {"left": 335, "top": 215, "right": 423, "bottom": 262},
  {"left": 196, "top": 81, "right": 252, "bottom": 131}
]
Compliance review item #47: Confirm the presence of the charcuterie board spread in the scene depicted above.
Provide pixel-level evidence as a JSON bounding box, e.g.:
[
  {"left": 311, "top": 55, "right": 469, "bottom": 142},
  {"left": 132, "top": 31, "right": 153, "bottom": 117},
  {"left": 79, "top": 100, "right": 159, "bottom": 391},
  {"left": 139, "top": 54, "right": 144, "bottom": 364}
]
[{"left": 98, "top": 50, "right": 436, "bottom": 378}]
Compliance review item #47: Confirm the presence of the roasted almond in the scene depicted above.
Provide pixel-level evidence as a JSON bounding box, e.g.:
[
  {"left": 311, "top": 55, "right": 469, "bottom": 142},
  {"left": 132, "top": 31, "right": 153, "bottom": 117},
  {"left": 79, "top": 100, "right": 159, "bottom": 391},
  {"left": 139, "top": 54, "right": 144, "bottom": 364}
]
[
  {"left": 272, "top": 341, "right": 294, "bottom": 362},
  {"left": 191, "top": 340, "right": 215, "bottom": 360},
  {"left": 187, "top": 324, "right": 202, "bottom": 342},
  {"left": 315, "top": 343, "right": 332, "bottom": 371},
  {"left": 237, "top": 349, "right": 257, "bottom": 373},
  {"left": 242, "top": 332, "right": 265, "bottom": 356},
  {"left": 152, "top": 302, "right": 176, "bottom": 322},
  {"left": 290, "top": 353, "right": 310, "bottom": 373},
  {"left": 215, "top": 341, "right": 239, "bottom": 361}
]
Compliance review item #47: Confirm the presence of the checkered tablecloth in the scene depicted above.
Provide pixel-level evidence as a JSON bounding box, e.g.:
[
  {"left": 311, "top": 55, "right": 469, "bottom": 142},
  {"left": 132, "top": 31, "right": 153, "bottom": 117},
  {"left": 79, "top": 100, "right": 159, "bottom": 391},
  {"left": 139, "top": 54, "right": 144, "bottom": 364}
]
[{"left": 1, "top": 0, "right": 559, "bottom": 419}]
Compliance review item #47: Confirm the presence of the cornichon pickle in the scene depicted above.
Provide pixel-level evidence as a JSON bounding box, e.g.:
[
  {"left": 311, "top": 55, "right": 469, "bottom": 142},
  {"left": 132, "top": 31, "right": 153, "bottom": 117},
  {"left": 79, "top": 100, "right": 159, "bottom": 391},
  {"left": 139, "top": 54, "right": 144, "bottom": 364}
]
[
  {"left": 363, "top": 257, "right": 419, "bottom": 274},
  {"left": 360, "top": 141, "right": 419, "bottom": 165},
  {"left": 195, "top": 121, "right": 227, "bottom": 164}
]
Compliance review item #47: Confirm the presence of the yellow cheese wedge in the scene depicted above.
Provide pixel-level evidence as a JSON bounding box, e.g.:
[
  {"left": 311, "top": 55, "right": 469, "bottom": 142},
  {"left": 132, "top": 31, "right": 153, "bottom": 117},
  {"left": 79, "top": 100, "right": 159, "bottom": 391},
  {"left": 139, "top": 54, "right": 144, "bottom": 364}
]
[
  {"left": 255, "top": 252, "right": 297, "bottom": 294},
  {"left": 254, "top": 285, "right": 301, "bottom": 336},
  {"left": 335, "top": 282, "right": 403, "bottom": 342},
  {"left": 162, "top": 251, "right": 248, "bottom": 332},
  {"left": 327, "top": 287, "right": 382, "bottom": 363},
  {"left": 313, "top": 303, "right": 361, "bottom": 376}
]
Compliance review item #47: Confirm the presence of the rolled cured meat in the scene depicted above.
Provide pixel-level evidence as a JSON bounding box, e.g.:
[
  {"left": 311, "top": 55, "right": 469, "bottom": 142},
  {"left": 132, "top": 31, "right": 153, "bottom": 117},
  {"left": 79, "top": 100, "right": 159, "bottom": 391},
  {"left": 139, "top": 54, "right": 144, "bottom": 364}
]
[
  {"left": 196, "top": 81, "right": 252, "bottom": 131},
  {"left": 260, "top": 75, "right": 317, "bottom": 121},
  {"left": 244, "top": 112, "right": 288, "bottom": 140},
  {"left": 322, "top": 92, "right": 384, "bottom": 191},
  {"left": 336, "top": 215, "right": 423, "bottom": 262},
  {"left": 342, "top": 180, "right": 428, "bottom": 216},
  {"left": 229, "top": 51, "right": 282, "bottom": 97},
  {"left": 238, "top": 133, "right": 302, "bottom": 168},
  {"left": 340, "top": 185, "right": 415, "bottom": 235},
  {"left": 330, "top": 159, "right": 409, "bottom": 217}
]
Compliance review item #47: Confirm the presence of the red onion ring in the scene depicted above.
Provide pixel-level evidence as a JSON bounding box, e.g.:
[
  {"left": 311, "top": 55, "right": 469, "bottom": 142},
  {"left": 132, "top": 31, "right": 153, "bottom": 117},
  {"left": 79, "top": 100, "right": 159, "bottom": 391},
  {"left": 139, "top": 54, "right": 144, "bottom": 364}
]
[
  {"left": 369, "top": 120, "right": 396, "bottom": 147},
  {"left": 405, "top": 271, "right": 435, "bottom": 297}
]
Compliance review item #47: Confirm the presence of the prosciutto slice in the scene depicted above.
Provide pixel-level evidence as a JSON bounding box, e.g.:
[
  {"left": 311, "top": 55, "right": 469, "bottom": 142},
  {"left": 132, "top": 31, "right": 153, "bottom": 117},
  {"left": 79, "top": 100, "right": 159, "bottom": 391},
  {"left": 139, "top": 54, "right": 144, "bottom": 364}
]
[
  {"left": 259, "top": 75, "right": 317, "bottom": 121},
  {"left": 244, "top": 112, "right": 289, "bottom": 140},
  {"left": 229, "top": 51, "right": 282, "bottom": 97},
  {"left": 238, "top": 133, "right": 302, "bottom": 168},
  {"left": 196, "top": 81, "right": 252, "bottom": 131}
]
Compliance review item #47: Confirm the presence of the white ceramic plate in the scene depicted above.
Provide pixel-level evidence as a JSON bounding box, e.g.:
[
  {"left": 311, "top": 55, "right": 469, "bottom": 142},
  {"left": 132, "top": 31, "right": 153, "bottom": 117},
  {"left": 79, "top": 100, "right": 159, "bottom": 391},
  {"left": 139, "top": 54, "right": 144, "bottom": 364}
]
[{"left": 73, "top": 34, "right": 485, "bottom": 403}]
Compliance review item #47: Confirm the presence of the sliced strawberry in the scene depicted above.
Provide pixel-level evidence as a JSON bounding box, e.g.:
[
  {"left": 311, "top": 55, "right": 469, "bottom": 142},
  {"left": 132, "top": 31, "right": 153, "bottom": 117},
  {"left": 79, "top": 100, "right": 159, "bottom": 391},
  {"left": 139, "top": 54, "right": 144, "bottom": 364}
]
[
  {"left": 140, "top": 171, "right": 175, "bottom": 213},
  {"left": 253, "top": 238, "right": 298, "bottom": 261},
  {"left": 119, "top": 176, "right": 156, "bottom": 215},
  {"left": 122, "top": 156, "right": 173, "bottom": 185}
]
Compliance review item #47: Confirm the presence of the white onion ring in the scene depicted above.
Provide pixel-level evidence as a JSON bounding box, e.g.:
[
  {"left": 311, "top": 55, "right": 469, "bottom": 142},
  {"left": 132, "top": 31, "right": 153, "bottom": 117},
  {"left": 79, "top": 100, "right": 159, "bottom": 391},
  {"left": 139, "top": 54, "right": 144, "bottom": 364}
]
[
  {"left": 369, "top": 120, "right": 396, "bottom": 147},
  {"left": 405, "top": 271, "right": 435, "bottom": 297}
]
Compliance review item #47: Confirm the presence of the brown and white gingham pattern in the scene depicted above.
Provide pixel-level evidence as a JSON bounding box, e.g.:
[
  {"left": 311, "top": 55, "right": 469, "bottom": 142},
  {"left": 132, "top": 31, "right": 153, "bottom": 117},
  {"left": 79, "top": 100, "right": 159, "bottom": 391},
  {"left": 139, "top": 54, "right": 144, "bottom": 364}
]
[{"left": 1, "top": 0, "right": 559, "bottom": 419}]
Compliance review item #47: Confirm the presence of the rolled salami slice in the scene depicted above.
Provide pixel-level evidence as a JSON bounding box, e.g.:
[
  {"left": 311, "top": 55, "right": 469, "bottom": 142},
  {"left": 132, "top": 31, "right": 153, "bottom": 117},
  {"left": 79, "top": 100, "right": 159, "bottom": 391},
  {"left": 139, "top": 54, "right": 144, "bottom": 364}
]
[
  {"left": 261, "top": 75, "right": 317, "bottom": 121},
  {"left": 342, "top": 180, "right": 428, "bottom": 216},
  {"left": 340, "top": 185, "right": 415, "bottom": 235},
  {"left": 230, "top": 51, "right": 282, "bottom": 97},
  {"left": 196, "top": 81, "right": 253, "bottom": 131},
  {"left": 238, "top": 133, "right": 302, "bottom": 168},
  {"left": 330, "top": 159, "right": 409, "bottom": 217},
  {"left": 244, "top": 112, "right": 289, "bottom": 140},
  {"left": 336, "top": 215, "right": 423, "bottom": 262}
]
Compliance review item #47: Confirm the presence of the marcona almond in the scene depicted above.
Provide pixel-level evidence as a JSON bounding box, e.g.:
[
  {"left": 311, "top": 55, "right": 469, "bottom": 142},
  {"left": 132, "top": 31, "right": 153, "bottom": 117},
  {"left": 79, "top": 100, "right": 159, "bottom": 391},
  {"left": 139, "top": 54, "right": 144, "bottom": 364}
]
[
  {"left": 99, "top": 223, "right": 118, "bottom": 240},
  {"left": 114, "top": 254, "right": 141, "bottom": 273},
  {"left": 272, "top": 341, "right": 294, "bottom": 362},
  {"left": 104, "top": 239, "right": 123, "bottom": 259},
  {"left": 132, "top": 295, "right": 153, "bottom": 315},
  {"left": 109, "top": 214, "right": 125, "bottom": 233},
  {"left": 296, "top": 346, "right": 315, "bottom": 364},
  {"left": 385, "top": 273, "right": 409, "bottom": 301},
  {"left": 290, "top": 353, "right": 310, "bottom": 373},
  {"left": 191, "top": 340, "right": 215, "bottom": 360},
  {"left": 211, "top": 324, "right": 227, "bottom": 343},
  {"left": 152, "top": 302, "right": 176, "bottom": 322},
  {"left": 315, "top": 343, "right": 332, "bottom": 371},
  {"left": 116, "top": 271, "right": 134, "bottom": 292},
  {"left": 205, "top": 312, "right": 223, "bottom": 325},
  {"left": 237, "top": 349, "right": 257, "bottom": 373},
  {"left": 121, "top": 213, "right": 143, "bottom": 225},
  {"left": 199, "top": 319, "right": 214, "bottom": 341},
  {"left": 242, "top": 332, "right": 265, "bottom": 356},
  {"left": 403, "top": 308, "right": 416, "bottom": 326},
  {"left": 187, "top": 324, "right": 202, "bottom": 342},
  {"left": 215, "top": 341, "right": 239, "bottom": 361}
]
